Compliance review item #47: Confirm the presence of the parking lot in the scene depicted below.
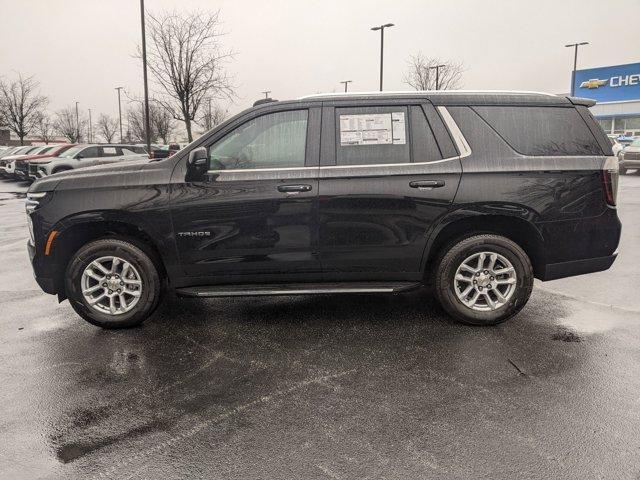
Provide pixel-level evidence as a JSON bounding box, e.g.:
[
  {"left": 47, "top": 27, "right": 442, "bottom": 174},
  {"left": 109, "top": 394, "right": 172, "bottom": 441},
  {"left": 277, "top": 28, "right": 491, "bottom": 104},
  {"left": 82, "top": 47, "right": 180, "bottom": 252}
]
[{"left": 0, "top": 175, "right": 639, "bottom": 479}]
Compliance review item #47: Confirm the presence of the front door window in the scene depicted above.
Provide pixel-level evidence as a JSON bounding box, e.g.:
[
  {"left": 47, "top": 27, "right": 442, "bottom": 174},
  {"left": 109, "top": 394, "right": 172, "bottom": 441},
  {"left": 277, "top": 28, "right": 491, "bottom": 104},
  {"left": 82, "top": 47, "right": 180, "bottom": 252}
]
[{"left": 208, "top": 110, "right": 308, "bottom": 170}]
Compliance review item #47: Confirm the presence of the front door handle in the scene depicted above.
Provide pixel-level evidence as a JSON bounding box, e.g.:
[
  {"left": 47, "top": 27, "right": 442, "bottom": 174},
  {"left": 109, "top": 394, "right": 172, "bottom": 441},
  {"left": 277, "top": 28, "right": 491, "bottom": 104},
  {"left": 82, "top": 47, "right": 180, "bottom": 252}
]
[
  {"left": 277, "top": 184, "right": 312, "bottom": 194},
  {"left": 409, "top": 180, "right": 445, "bottom": 189}
]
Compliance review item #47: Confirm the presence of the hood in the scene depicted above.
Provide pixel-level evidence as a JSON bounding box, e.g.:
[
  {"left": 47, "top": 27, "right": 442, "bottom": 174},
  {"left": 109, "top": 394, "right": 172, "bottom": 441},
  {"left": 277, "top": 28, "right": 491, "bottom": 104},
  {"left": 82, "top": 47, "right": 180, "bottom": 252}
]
[
  {"left": 17, "top": 153, "right": 56, "bottom": 162},
  {"left": 624, "top": 145, "right": 640, "bottom": 153},
  {"left": 28, "top": 157, "right": 175, "bottom": 194},
  {"left": 1, "top": 154, "right": 33, "bottom": 161}
]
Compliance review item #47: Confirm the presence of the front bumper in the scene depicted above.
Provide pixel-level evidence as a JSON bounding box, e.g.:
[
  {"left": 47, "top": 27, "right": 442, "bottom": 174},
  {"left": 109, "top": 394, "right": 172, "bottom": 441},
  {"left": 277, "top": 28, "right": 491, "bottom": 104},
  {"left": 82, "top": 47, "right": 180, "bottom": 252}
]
[
  {"left": 27, "top": 240, "right": 56, "bottom": 295},
  {"left": 540, "top": 253, "right": 617, "bottom": 281}
]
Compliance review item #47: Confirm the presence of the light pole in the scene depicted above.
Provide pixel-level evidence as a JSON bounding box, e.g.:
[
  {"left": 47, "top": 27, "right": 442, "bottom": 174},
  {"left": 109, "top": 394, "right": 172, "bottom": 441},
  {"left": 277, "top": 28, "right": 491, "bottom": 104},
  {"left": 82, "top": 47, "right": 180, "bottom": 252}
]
[
  {"left": 140, "top": 0, "right": 152, "bottom": 153},
  {"left": 262, "top": 90, "right": 271, "bottom": 99},
  {"left": 340, "top": 80, "right": 353, "bottom": 92},
  {"left": 428, "top": 64, "right": 446, "bottom": 90},
  {"left": 371, "top": 23, "right": 394, "bottom": 91},
  {"left": 74, "top": 101, "right": 79, "bottom": 142},
  {"left": 565, "top": 42, "right": 589, "bottom": 96},
  {"left": 115, "top": 86, "right": 124, "bottom": 143},
  {"left": 88, "top": 109, "right": 92, "bottom": 142}
]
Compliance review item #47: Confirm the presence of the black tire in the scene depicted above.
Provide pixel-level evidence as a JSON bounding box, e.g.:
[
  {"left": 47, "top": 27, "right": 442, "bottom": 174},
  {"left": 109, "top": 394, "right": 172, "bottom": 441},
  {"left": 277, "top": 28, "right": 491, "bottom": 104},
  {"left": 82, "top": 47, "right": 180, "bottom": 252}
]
[
  {"left": 65, "top": 238, "right": 162, "bottom": 328},
  {"left": 434, "top": 234, "right": 533, "bottom": 326},
  {"left": 52, "top": 167, "right": 72, "bottom": 175}
]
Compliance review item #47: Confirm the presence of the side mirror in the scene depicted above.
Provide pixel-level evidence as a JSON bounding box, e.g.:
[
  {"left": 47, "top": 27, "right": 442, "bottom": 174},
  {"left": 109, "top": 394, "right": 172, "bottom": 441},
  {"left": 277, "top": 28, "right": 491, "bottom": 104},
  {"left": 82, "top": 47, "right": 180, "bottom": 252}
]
[
  {"left": 76, "top": 154, "right": 83, "bottom": 160},
  {"left": 188, "top": 147, "right": 208, "bottom": 167},
  {"left": 186, "top": 147, "right": 209, "bottom": 183}
]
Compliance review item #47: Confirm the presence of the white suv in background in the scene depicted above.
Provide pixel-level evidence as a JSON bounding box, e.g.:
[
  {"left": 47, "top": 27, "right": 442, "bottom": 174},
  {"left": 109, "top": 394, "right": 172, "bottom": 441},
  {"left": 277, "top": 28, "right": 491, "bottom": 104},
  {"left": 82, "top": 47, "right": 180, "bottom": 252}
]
[{"left": 31, "top": 144, "right": 148, "bottom": 178}]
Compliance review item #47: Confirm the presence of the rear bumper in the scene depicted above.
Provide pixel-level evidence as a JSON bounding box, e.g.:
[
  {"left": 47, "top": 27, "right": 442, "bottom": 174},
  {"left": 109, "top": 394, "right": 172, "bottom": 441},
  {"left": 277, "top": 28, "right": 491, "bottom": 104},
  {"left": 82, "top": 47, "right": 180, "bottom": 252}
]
[
  {"left": 540, "top": 253, "right": 617, "bottom": 281},
  {"left": 620, "top": 158, "right": 640, "bottom": 169}
]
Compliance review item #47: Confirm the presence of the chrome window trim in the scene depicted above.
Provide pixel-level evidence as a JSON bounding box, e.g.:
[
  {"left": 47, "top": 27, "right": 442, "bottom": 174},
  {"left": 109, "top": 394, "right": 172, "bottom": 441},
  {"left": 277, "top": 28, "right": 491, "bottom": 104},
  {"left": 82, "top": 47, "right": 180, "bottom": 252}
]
[
  {"left": 437, "top": 106, "right": 471, "bottom": 159},
  {"left": 206, "top": 106, "right": 472, "bottom": 174}
]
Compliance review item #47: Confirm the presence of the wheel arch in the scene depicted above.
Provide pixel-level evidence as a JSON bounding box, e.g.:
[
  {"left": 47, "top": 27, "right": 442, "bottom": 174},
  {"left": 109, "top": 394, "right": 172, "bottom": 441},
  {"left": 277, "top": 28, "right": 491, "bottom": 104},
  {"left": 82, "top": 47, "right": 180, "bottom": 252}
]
[
  {"left": 423, "top": 213, "right": 546, "bottom": 280},
  {"left": 50, "top": 217, "right": 168, "bottom": 300}
]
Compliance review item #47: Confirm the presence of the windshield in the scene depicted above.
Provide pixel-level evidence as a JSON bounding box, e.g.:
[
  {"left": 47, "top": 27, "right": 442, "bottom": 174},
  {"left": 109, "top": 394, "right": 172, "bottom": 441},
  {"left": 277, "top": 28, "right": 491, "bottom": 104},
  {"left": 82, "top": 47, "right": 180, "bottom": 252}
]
[
  {"left": 630, "top": 138, "right": 640, "bottom": 147},
  {"left": 58, "top": 146, "right": 85, "bottom": 158},
  {"left": 37, "top": 146, "right": 56, "bottom": 155}
]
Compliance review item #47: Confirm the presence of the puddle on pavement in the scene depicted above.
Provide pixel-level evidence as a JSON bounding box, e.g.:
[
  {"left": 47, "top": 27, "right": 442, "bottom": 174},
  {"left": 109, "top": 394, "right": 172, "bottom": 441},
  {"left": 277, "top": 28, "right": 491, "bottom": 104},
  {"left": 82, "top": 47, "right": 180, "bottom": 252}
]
[{"left": 554, "top": 299, "right": 639, "bottom": 335}]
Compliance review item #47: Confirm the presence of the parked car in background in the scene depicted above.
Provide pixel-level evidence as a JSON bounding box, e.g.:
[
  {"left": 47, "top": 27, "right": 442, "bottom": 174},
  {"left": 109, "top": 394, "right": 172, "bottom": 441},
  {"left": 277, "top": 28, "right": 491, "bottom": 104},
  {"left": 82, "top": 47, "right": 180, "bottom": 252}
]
[
  {"left": 619, "top": 137, "right": 640, "bottom": 174},
  {"left": 30, "top": 144, "right": 148, "bottom": 178},
  {"left": 0, "top": 146, "right": 25, "bottom": 160},
  {"left": 607, "top": 135, "right": 624, "bottom": 157},
  {"left": 616, "top": 135, "right": 636, "bottom": 147},
  {"left": 14, "top": 144, "right": 74, "bottom": 181},
  {"left": 0, "top": 146, "right": 46, "bottom": 178},
  {"left": 26, "top": 91, "right": 620, "bottom": 329},
  {"left": 149, "top": 143, "right": 182, "bottom": 159}
]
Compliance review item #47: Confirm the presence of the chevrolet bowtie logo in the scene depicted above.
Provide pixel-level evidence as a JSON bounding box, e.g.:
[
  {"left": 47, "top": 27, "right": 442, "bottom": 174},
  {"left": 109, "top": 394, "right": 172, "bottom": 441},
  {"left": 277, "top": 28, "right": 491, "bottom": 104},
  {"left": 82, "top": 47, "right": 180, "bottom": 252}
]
[{"left": 580, "top": 78, "right": 608, "bottom": 89}]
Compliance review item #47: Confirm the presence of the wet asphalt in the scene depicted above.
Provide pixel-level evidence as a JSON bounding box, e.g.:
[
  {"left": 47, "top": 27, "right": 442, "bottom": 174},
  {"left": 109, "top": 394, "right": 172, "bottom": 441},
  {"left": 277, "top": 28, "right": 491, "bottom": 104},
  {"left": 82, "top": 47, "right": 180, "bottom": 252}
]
[{"left": 1, "top": 175, "right": 639, "bottom": 480}]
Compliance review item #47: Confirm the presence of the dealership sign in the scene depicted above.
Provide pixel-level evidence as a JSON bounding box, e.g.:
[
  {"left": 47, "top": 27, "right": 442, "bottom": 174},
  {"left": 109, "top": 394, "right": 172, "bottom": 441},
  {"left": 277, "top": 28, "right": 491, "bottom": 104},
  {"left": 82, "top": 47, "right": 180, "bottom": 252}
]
[{"left": 574, "top": 62, "right": 640, "bottom": 102}]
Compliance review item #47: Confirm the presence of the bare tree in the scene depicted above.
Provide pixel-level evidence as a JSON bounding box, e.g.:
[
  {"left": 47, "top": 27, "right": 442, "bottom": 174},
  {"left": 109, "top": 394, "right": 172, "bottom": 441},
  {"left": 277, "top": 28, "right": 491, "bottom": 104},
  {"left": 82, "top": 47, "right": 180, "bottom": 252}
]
[
  {"left": 143, "top": 9, "right": 234, "bottom": 142},
  {"left": 97, "top": 114, "right": 119, "bottom": 142},
  {"left": 127, "top": 103, "right": 155, "bottom": 143},
  {"left": 54, "top": 107, "right": 85, "bottom": 143},
  {"left": 199, "top": 100, "right": 228, "bottom": 132},
  {"left": 403, "top": 53, "right": 464, "bottom": 91},
  {"left": 151, "top": 104, "right": 175, "bottom": 144},
  {"left": 34, "top": 112, "right": 55, "bottom": 144},
  {"left": 0, "top": 74, "right": 48, "bottom": 145}
]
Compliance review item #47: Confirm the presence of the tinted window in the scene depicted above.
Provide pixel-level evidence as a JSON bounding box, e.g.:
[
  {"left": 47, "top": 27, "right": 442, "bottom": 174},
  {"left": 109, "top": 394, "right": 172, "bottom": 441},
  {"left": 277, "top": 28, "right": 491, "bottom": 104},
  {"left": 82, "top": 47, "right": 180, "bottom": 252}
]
[
  {"left": 79, "top": 146, "right": 99, "bottom": 159},
  {"left": 335, "top": 106, "right": 410, "bottom": 166},
  {"left": 101, "top": 146, "right": 120, "bottom": 157},
  {"left": 411, "top": 106, "right": 442, "bottom": 161},
  {"left": 474, "top": 106, "right": 602, "bottom": 156},
  {"left": 209, "top": 110, "right": 308, "bottom": 170}
]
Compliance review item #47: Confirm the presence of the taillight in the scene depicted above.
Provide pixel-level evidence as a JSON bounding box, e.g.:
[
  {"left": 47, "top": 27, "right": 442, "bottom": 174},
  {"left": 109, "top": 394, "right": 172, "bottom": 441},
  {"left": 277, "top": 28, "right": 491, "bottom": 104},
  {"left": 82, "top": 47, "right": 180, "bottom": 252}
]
[{"left": 601, "top": 156, "right": 619, "bottom": 207}]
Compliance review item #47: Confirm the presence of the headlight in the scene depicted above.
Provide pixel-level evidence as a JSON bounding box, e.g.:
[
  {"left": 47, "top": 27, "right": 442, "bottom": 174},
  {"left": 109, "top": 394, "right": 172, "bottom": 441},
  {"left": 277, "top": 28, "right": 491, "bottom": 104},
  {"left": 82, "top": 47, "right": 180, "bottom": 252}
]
[{"left": 25, "top": 192, "right": 48, "bottom": 213}]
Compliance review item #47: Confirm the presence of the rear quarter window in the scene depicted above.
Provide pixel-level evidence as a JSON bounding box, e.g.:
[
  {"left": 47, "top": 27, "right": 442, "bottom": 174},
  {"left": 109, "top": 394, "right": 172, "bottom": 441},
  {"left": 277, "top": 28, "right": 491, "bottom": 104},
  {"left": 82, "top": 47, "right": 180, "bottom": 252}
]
[{"left": 473, "top": 106, "right": 603, "bottom": 156}]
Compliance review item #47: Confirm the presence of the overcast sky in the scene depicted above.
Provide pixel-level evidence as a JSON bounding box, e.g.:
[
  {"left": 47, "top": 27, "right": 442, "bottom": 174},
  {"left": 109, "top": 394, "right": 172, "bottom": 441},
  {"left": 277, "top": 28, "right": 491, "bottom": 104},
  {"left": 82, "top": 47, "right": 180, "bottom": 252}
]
[{"left": 1, "top": 0, "right": 639, "bottom": 123}]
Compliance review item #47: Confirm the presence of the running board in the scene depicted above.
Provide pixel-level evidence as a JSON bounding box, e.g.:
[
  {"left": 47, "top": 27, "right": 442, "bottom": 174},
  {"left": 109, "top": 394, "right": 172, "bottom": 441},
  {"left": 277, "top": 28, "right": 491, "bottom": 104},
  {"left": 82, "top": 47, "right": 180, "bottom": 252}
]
[{"left": 175, "top": 282, "right": 422, "bottom": 298}]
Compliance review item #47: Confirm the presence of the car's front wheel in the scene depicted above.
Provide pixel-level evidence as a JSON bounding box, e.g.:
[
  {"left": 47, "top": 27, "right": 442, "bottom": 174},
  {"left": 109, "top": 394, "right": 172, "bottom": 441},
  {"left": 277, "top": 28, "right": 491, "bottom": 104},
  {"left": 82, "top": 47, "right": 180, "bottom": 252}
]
[
  {"left": 434, "top": 234, "right": 534, "bottom": 326},
  {"left": 65, "top": 238, "right": 162, "bottom": 328}
]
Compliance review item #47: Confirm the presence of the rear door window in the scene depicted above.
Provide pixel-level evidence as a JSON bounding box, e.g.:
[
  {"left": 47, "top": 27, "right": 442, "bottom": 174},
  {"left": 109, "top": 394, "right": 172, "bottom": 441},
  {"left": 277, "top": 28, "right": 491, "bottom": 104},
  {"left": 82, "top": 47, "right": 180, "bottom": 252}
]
[
  {"left": 100, "top": 146, "right": 120, "bottom": 157},
  {"left": 335, "top": 106, "right": 410, "bottom": 166},
  {"left": 473, "top": 106, "right": 602, "bottom": 156},
  {"left": 411, "top": 106, "right": 442, "bottom": 162}
]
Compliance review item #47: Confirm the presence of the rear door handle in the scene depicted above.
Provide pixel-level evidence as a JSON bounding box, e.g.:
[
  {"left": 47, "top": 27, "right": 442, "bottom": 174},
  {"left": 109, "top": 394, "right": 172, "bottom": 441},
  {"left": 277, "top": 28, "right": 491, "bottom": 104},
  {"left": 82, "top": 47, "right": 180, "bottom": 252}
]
[
  {"left": 277, "top": 184, "right": 312, "bottom": 194},
  {"left": 409, "top": 180, "right": 445, "bottom": 189}
]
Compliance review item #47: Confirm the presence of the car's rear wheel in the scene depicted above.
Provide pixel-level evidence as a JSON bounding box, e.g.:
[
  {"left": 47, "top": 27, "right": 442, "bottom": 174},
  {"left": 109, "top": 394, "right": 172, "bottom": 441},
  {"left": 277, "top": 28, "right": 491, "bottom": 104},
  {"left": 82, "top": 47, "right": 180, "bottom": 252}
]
[
  {"left": 434, "top": 234, "right": 533, "bottom": 326},
  {"left": 65, "top": 238, "right": 162, "bottom": 328}
]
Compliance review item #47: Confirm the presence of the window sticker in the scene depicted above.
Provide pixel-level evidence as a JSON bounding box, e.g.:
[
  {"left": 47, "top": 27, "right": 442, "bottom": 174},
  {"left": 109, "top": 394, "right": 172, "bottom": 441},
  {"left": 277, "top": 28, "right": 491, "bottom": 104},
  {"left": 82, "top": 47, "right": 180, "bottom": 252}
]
[
  {"left": 339, "top": 112, "right": 406, "bottom": 146},
  {"left": 391, "top": 112, "right": 406, "bottom": 144}
]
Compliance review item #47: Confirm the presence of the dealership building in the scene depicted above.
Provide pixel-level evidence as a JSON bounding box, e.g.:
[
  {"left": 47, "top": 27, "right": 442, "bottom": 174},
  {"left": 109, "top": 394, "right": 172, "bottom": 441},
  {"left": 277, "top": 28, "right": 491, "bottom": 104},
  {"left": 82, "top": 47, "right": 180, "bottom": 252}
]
[{"left": 573, "top": 62, "right": 640, "bottom": 137}]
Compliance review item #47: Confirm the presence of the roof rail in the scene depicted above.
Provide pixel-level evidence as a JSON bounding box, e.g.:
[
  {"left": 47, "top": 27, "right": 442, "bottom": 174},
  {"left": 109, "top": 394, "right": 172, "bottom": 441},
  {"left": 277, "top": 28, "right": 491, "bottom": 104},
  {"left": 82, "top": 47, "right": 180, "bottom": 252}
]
[{"left": 298, "top": 90, "right": 559, "bottom": 99}]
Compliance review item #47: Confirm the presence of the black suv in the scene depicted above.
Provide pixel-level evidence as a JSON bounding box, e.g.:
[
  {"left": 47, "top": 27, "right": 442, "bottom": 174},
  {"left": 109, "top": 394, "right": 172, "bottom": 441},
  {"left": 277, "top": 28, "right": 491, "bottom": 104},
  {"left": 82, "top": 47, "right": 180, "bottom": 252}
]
[{"left": 26, "top": 92, "right": 621, "bottom": 328}]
